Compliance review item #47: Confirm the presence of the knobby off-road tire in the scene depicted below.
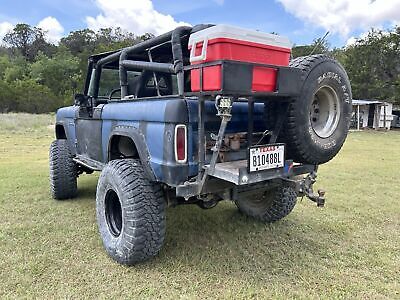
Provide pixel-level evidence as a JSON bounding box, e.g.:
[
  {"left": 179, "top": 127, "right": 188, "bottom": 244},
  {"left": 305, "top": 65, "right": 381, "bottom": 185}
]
[
  {"left": 235, "top": 183, "right": 297, "bottom": 223},
  {"left": 49, "top": 139, "right": 78, "bottom": 200},
  {"left": 284, "top": 54, "right": 352, "bottom": 164},
  {"left": 96, "top": 159, "right": 166, "bottom": 265}
]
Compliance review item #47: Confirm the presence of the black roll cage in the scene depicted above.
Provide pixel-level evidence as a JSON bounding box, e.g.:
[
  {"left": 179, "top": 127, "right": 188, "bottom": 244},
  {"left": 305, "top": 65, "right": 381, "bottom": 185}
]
[{"left": 85, "top": 25, "right": 213, "bottom": 100}]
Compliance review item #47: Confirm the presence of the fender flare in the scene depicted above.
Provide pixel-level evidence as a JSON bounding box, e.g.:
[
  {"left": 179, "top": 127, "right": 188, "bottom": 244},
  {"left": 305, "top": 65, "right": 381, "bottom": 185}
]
[
  {"left": 107, "top": 125, "right": 157, "bottom": 182},
  {"left": 55, "top": 122, "right": 67, "bottom": 139},
  {"left": 55, "top": 121, "right": 78, "bottom": 155}
]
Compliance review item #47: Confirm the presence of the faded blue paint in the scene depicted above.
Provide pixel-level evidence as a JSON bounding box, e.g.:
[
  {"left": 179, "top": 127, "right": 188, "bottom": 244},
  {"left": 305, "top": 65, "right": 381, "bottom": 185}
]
[
  {"left": 55, "top": 98, "right": 264, "bottom": 184},
  {"left": 56, "top": 106, "right": 76, "bottom": 120},
  {"left": 101, "top": 120, "right": 113, "bottom": 161},
  {"left": 56, "top": 106, "right": 78, "bottom": 152},
  {"left": 186, "top": 99, "right": 265, "bottom": 132},
  {"left": 99, "top": 100, "right": 173, "bottom": 181},
  {"left": 101, "top": 99, "right": 172, "bottom": 122},
  {"left": 145, "top": 122, "right": 165, "bottom": 180}
]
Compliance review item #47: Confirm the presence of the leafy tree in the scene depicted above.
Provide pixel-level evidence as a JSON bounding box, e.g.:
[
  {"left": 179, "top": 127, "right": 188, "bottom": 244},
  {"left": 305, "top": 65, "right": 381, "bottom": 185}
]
[
  {"left": 60, "top": 29, "right": 96, "bottom": 55},
  {"left": 93, "top": 27, "right": 153, "bottom": 52},
  {"left": 0, "top": 55, "right": 12, "bottom": 79},
  {"left": 342, "top": 27, "right": 400, "bottom": 104},
  {"left": 0, "top": 25, "right": 158, "bottom": 113},
  {"left": 0, "top": 46, "right": 8, "bottom": 56},
  {"left": 2, "top": 55, "right": 31, "bottom": 82},
  {"left": 12, "top": 79, "right": 59, "bottom": 113},
  {"left": 0, "top": 78, "right": 60, "bottom": 113},
  {"left": 0, "top": 80, "right": 14, "bottom": 112},
  {"left": 330, "top": 47, "right": 347, "bottom": 65},
  {"left": 292, "top": 38, "right": 330, "bottom": 58},
  {"left": 60, "top": 27, "right": 154, "bottom": 87},
  {"left": 3, "top": 24, "right": 53, "bottom": 61},
  {"left": 31, "top": 50, "right": 81, "bottom": 100}
]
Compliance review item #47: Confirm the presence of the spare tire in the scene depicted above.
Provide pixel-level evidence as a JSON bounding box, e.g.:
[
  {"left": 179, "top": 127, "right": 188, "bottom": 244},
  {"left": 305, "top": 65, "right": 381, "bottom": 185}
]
[{"left": 283, "top": 54, "right": 352, "bottom": 164}]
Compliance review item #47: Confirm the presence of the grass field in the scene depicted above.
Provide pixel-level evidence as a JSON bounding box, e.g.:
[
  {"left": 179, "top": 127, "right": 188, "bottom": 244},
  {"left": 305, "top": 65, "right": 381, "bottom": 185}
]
[{"left": 0, "top": 113, "right": 399, "bottom": 299}]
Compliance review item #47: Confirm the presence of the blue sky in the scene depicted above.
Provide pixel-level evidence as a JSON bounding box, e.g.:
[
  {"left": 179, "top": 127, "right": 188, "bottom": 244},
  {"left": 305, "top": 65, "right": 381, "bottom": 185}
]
[{"left": 0, "top": 0, "right": 399, "bottom": 47}]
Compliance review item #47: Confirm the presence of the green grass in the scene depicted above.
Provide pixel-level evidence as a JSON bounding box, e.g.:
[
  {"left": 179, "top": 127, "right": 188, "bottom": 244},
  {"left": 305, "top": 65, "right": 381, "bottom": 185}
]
[{"left": 0, "top": 113, "right": 399, "bottom": 299}]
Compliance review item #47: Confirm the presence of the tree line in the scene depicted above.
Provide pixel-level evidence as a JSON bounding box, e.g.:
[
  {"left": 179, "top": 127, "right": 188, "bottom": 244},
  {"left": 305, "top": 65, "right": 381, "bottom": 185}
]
[
  {"left": 0, "top": 24, "right": 152, "bottom": 113},
  {"left": 0, "top": 23, "right": 399, "bottom": 113},
  {"left": 292, "top": 27, "right": 400, "bottom": 105}
]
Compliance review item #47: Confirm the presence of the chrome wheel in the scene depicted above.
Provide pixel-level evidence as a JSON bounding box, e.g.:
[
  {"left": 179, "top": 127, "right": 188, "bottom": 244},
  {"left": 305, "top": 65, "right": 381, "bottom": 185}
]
[{"left": 310, "top": 86, "right": 341, "bottom": 138}]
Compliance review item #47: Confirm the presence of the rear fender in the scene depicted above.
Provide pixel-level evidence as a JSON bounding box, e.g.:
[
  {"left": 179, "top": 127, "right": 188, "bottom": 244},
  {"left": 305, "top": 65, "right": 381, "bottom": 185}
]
[{"left": 108, "top": 126, "right": 156, "bottom": 182}]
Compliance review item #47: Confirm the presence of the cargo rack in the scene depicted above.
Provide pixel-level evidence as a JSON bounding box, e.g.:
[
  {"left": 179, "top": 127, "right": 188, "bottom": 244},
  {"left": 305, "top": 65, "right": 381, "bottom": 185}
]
[{"left": 90, "top": 25, "right": 319, "bottom": 200}]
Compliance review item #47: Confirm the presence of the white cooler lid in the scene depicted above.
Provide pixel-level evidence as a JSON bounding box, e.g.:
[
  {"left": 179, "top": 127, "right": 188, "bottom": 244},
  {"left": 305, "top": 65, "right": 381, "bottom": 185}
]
[{"left": 189, "top": 24, "right": 292, "bottom": 50}]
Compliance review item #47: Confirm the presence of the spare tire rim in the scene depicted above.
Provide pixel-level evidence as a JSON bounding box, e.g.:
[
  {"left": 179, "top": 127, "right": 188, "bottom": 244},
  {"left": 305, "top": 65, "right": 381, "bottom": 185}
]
[
  {"left": 105, "top": 189, "right": 123, "bottom": 237},
  {"left": 310, "top": 85, "right": 341, "bottom": 138}
]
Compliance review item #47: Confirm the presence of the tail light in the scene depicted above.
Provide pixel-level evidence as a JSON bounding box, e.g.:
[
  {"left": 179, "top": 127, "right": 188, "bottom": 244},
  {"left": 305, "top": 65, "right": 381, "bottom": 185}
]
[{"left": 174, "top": 124, "right": 187, "bottom": 163}]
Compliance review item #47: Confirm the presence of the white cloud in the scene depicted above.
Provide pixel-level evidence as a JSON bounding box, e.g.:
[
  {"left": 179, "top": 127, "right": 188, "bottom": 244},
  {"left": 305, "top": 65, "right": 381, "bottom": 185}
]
[
  {"left": 277, "top": 0, "right": 400, "bottom": 37},
  {"left": 345, "top": 28, "right": 393, "bottom": 47},
  {"left": 345, "top": 36, "right": 357, "bottom": 47},
  {"left": 345, "top": 31, "right": 371, "bottom": 47},
  {"left": 214, "top": 0, "right": 225, "bottom": 5},
  {"left": 86, "top": 0, "right": 190, "bottom": 36},
  {"left": 0, "top": 21, "right": 13, "bottom": 43},
  {"left": 37, "top": 16, "right": 64, "bottom": 44}
]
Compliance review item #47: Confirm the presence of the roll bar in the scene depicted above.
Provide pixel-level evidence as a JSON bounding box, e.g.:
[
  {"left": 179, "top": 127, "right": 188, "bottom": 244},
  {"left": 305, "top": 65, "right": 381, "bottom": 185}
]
[{"left": 88, "top": 26, "right": 191, "bottom": 99}]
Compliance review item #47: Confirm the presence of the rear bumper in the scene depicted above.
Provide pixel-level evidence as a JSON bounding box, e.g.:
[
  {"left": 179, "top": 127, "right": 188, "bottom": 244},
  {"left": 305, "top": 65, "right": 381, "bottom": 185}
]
[
  {"left": 176, "top": 160, "right": 316, "bottom": 198},
  {"left": 206, "top": 159, "right": 314, "bottom": 185}
]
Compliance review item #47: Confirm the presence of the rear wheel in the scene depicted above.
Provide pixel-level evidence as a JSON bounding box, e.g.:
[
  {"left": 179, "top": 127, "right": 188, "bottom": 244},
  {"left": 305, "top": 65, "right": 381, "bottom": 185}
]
[
  {"left": 235, "top": 183, "right": 297, "bottom": 223},
  {"left": 49, "top": 139, "right": 77, "bottom": 200},
  {"left": 96, "top": 159, "right": 166, "bottom": 265}
]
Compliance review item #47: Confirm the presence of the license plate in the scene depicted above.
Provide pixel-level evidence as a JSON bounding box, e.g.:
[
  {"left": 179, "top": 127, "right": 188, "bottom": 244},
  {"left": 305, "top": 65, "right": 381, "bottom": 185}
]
[{"left": 248, "top": 144, "right": 285, "bottom": 172}]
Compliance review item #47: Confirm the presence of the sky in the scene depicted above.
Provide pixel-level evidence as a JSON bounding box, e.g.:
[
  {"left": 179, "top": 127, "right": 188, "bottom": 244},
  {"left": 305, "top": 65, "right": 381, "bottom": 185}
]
[{"left": 0, "top": 0, "right": 400, "bottom": 47}]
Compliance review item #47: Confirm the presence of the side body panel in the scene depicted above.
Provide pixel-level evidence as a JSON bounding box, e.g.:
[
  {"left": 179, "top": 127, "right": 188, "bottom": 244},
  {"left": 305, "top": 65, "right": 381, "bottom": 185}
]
[
  {"left": 101, "top": 98, "right": 189, "bottom": 186},
  {"left": 75, "top": 118, "right": 103, "bottom": 161}
]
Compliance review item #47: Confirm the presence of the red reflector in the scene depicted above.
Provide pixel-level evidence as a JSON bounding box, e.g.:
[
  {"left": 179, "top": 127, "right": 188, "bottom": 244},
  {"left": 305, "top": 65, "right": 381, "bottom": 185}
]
[
  {"left": 175, "top": 125, "right": 187, "bottom": 163},
  {"left": 252, "top": 67, "right": 277, "bottom": 92}
]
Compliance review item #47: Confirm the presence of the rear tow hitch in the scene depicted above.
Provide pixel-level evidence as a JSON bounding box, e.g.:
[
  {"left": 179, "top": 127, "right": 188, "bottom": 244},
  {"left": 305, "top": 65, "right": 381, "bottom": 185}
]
[{"left": 299, "top": 170, "right": 326, "bottom": 207}]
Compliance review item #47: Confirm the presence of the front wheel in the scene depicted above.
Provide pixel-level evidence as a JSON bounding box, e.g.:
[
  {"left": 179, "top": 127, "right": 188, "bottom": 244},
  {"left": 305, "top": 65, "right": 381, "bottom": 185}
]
[
  {"left": 96, "top": 159, "right": 166, "bottom": 265},
  {"left": 235, "top": 183, "right": 297, "bottom": 223},
  {"left": 49, "top": 139, "right": 77, "bottom": 200}
]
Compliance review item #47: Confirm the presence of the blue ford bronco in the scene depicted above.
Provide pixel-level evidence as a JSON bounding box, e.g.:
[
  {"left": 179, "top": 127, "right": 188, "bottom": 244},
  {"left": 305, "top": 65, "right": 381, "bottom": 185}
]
[{"left": 49, "top": 24, "right": 352, "bottom": 265}]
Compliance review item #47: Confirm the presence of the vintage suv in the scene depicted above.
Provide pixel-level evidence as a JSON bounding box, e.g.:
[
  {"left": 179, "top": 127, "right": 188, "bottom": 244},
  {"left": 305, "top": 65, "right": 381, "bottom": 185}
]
[{"left": 49, "top": 24, "right": 352, "bottom": 265}]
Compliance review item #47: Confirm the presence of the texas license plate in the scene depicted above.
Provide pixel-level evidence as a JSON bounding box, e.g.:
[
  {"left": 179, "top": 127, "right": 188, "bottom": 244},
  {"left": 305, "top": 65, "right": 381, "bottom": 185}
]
[{"left": 248, "top": 144, "right": 285, "bottom": 172}]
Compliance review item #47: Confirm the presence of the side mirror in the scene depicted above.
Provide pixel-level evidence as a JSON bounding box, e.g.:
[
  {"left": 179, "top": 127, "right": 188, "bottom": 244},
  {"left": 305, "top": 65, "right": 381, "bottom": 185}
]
[{"left": 74, "top": 93, "right": 89, "bottom": 106}]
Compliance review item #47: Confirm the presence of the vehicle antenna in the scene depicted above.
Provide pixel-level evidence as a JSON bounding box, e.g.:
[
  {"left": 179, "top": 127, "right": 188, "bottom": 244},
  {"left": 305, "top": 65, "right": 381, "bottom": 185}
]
[{"left": 309, "top": 31, "right": 330, "bottom": 55}]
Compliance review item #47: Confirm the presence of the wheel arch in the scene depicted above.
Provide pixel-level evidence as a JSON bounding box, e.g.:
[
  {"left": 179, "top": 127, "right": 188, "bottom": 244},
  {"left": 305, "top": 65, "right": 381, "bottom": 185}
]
[
  {"left": 107, "top": 127, "right": 156, "bottom": 181},
  {"left": 55, "top": 123, "right": 67, "bottom": 139}
]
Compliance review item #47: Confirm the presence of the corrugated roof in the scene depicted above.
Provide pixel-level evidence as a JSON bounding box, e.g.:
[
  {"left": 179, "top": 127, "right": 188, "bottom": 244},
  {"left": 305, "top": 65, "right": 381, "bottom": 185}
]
[{"left": 352, "top": 99, "right": 383, "bottom": 105}]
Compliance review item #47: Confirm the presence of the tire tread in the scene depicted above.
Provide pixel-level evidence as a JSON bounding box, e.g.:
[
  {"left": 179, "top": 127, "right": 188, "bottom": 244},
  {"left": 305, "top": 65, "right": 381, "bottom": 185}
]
[
  {"left": 283, "top": 54, "right": 350, "bottom": 164},
  {"left": 235, "top": 184, "right": 297, "bottom": 223},
  {"left": 49, "top": 139, "right": 77, "bottom": 200},
  {"left": 96, "top": 159, "right": 165, "bottom": 265}
]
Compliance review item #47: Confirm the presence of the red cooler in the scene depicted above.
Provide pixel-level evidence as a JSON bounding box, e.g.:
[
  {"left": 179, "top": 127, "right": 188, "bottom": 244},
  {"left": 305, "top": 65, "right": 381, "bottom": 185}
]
[{"left": 189, "top": 25, "right": 292, "bottom": 92}]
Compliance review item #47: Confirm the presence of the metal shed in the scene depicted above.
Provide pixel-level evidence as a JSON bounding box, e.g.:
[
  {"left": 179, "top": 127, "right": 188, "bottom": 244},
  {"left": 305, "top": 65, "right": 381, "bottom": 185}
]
[{"left": 352, "top": 99, "right": 393, "bottom": 130}]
